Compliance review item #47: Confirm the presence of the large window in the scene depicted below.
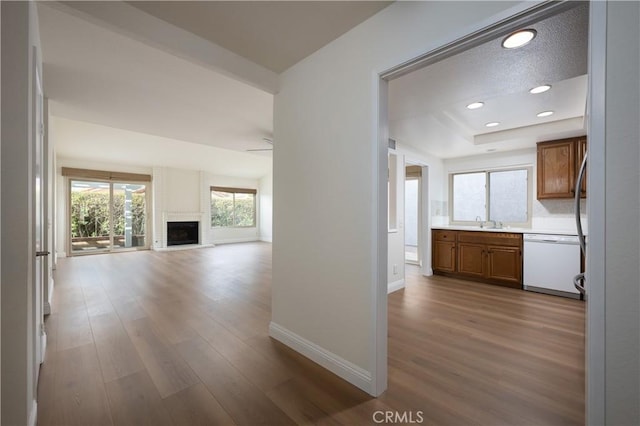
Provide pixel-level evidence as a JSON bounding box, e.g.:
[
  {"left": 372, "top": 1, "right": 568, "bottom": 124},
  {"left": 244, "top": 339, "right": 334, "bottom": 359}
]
[
  {"left": 210, "top": 186, "right": 256, "bottom": 227},
  {"left": 450, "top": 168, "right": 531, "bottom": 226}
]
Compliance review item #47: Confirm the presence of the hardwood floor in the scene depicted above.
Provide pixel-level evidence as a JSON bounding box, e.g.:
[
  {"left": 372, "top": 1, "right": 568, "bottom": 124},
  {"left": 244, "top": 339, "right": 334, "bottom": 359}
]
[{"left": 38, "top": 243, "right": 585, "bottom": 425}]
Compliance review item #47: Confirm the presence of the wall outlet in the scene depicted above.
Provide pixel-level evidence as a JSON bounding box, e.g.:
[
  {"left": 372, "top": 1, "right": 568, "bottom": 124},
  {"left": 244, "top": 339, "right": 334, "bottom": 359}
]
[{"left": 393, "top": 264, "right": 398, "bottom": 274}]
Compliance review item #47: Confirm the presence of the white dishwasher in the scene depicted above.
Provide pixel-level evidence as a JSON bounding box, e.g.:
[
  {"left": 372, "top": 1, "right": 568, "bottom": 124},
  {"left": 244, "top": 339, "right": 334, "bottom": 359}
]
[{"left": 523, "top": 234, "right": 581, "bottom": 299}]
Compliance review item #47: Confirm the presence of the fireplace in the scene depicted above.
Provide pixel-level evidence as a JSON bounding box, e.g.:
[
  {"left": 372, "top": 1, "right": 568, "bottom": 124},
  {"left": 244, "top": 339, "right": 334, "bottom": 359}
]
[{"left": 167, "top": 221, "right": 199, "bottom": 246}]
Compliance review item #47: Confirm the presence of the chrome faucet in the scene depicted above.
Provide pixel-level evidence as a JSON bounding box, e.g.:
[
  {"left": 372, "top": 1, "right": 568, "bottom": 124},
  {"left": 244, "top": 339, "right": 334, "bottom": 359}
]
[{"left": 475, "top": 216, "right": 483, "bottom": 228}]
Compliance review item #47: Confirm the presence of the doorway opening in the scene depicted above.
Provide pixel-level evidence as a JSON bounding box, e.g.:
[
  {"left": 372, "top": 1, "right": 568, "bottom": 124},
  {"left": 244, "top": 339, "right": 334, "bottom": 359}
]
[
  {"left": 404, "top": 164, "right": 421, "bottom": 265},
  {"left": 69, "top": 179, "right": 149, "bottom": 254},
  {"left": 377, "top": 0, "right": 591, "bottom": 414}
]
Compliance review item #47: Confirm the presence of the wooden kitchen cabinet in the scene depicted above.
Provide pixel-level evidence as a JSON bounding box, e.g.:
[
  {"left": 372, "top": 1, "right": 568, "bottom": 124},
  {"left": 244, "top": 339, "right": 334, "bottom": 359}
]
[
  {"left": 433, "top": 230, "right": 456, "bottom": 273},
  {"left": 432, "top": 229, "right": 523, "bottom": 288},
  {"left": 486, "top": 245, "right": 522, "bottom": 286},
  {"left": 577, "top": 136, "right": 587, "bottom": 197},
  {"left": 457, "top": 242, "right": 485, "bottom": 278},
  {"left": 537, "top": 136, "right": 587, "bottom": 199}
]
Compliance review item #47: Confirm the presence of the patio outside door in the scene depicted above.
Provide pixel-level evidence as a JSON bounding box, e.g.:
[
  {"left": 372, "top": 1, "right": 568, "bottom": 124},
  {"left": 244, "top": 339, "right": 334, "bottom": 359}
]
[{"left": 70, "top": 180, "right": 148, "bottom": 254}]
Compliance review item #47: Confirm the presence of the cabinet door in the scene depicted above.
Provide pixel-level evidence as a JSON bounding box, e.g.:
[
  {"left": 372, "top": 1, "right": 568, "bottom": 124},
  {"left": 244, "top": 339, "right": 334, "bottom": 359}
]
[
  {"left": 577, "top": 137, "right": 587, "bottom": 198},
  {"left": 537, "top": 140, "right": 576, "bottom": 199},
  {"left": 457, "top": 243, "right": 485, "bottom": 278},
  {"left": 433, "top": 241, "right": 456, "bottom": 273},
  {"left": 486, "top": 245, "right": 522, "bottom": 287}
]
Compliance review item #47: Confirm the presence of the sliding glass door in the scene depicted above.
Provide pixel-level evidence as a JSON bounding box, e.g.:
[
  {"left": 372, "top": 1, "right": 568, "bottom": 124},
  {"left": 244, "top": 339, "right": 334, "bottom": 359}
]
[{"left": 70, "top": 179, "right": 148, "bottom": 255}]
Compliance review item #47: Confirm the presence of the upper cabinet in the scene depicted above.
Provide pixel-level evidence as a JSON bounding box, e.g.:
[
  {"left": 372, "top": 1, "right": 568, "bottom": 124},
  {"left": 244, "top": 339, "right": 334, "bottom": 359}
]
[{"left": 536, "top": 136, "right": 587, "bottom": 199}]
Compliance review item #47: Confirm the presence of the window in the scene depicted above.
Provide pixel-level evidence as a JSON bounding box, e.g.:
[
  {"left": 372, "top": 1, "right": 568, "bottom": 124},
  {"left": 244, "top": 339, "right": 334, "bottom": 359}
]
[
  {"left": 210, "top": 186, "right": 256, "bottom": 227},
  {"left": 450, "top": 168, "right": 531, "bottom": 226}
]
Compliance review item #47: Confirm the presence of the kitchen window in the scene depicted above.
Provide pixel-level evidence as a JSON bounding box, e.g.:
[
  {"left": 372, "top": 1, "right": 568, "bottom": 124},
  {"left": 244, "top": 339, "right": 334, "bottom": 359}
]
[
  {"left": 450, "top": 167, "right": 532, "bottom": 227},
  {"left": 210, "top": 186, "right": 257, "bottom": 228}
]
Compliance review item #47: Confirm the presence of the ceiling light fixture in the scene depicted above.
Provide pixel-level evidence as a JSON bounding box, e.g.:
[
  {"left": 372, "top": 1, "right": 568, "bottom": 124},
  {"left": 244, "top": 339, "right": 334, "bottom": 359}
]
[
  {"left": 537, "top": 111, "right": 554, "bottom": 117},
  {"left": 466, "top": 101, "right": 484, "bottom": 110},
  {"left": 530, "top": 84, "right": 551, "bottom": 94},
  {"left": 502, "top": 29, "right": 537, "bottom": 49},
  {"left": 485, "top": 122, "right": 500, "bottom": 128}
]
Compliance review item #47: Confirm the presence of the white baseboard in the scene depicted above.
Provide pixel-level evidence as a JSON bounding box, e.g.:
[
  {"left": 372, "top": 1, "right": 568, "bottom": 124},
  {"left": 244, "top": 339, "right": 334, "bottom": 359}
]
[
  {"left": 388, "top": 279, "right": 405, "bottom": 294},
  {"left": 154, "top": 243, "right": 214, "bottom": 252},
  {"left": 41, "top": 330, "right": 47, "bottom": 364},
  {"left": 44, "top": 277, "right": 54, "bottom": 315},
  {"left": 269, "top": 321, "right": 373, "bottom": 395},
  {"left": 213, "top": 237, "right": 259, "bottom": 245},
  {"left": 28, "top": 400, "right": 37, "bottom": 426},
  {"left": 260, "top": 237, "right": 273, "bottom": 243}
]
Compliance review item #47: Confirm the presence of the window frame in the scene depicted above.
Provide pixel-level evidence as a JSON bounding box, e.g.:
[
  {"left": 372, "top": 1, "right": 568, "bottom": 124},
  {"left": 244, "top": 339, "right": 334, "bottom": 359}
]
[
  {"left": 449, "top": 166, "right": 533, "bottom": 228},
  {"left": 210, "top": 186, "right": 257, "bottom": 228}
]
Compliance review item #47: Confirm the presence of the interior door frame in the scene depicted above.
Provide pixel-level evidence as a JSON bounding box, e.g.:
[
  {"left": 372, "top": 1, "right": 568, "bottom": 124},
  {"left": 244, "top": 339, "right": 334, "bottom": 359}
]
[
  {"left": 374, "top": 1, "right": 604, "bottom": 419},
  {"left": 32, "top": 48, "right": 45, "bottom": 378}
]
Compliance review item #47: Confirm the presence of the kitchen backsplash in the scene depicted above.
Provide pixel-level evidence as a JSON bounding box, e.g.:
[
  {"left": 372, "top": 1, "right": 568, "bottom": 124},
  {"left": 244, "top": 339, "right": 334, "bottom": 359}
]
[{"left": 431, "top": 198, "right": 586, "bottom": 232}]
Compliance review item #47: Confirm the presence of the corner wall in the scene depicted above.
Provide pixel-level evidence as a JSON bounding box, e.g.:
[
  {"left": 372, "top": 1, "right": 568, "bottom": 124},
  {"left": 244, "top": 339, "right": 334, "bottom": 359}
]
[{"left": 272, "top": 0, "right": 531, "bottom": 394}]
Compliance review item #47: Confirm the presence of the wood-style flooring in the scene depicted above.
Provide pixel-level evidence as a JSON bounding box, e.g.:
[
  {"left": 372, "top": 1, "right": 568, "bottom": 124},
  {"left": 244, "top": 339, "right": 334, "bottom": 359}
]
[{"left": 38, "top": 243, "right": 585, "bottom": 425}]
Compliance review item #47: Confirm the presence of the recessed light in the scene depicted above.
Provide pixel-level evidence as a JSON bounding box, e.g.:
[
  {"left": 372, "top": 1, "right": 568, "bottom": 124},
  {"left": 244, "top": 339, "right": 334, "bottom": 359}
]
[
  {"left": 537, "top": 111, "right": 554, "bottom": 118},
  {"left": 485, "top": 122, "right": 500, "bottom": 128},
  {"left": 487, "top": 148, "right": 497, "bottom": 152},
  {"left": 530, "top": 84, "right": 551, "bottom": 94},
  {"left": 502, "top": 29, "right": 537, "bottom": 49},
  {"left": 466, "top": 102, "right": 484, "bottom": 110}
]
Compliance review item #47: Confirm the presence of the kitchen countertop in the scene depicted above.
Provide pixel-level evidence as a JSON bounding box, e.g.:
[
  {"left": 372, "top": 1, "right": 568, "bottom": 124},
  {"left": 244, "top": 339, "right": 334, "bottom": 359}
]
[{"left": 431, "top": 225, "right": 583, "bottom": 236}]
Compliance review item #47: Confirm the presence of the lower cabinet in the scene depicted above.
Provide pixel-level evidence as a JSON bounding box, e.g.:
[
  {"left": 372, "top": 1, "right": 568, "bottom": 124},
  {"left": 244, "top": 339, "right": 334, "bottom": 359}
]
[
  {"left": 433, "top": 229, "right": 522, "bottom": 288},
  {"left": 433, "top": 240, "right": 456, "bottom": 273},
  {"left": 486, "top": 245, "right": 521, "bottom": 286},
  {"left": 433, "top": 230, "right": 457, "bottom": 273},
  {"left": 457, "top": 243, "right": 485, "bottom": 278}
]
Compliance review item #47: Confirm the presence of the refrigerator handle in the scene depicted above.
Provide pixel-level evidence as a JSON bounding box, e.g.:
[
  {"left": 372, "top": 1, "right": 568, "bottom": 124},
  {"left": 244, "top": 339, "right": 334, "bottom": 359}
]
[
  {"left": 575, "top": 151, "right": 588, "bottom": 255},
  {"left": 574, "top": 273, "right": 586, "bottom": 295}
]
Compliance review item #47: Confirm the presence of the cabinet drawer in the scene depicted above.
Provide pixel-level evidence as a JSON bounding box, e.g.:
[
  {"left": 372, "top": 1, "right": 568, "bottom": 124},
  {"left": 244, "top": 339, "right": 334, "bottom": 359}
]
[
  {"left": 433, "top": 230, "right": 457, "bottom": 242},
  {"left": 458, "top": 231, "right": 522, "bottom": 247}
]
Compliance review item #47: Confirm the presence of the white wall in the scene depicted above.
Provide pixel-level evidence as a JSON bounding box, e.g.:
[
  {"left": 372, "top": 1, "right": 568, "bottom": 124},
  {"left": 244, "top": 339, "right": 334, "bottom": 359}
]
[
  {"left": 1, "top": 2, "right": 41, "bottom": 424},
  {"left": 259, "top": 173, "right": 273, "bottom": 242},
  {"left": 443, "top": 147, "right": 587, "bottom": 232},
  {"left": 272, "top": 0, "right": 527, "bottom": 395},
  {"left": 397, "top": 143, "right": 445, "bottom": 277}
]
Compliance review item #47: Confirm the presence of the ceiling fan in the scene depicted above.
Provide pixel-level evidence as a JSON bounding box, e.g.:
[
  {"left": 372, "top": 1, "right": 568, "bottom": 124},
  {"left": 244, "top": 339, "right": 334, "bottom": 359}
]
[{"left": 246, "top": 138, "right": 273, "bottom": 152}]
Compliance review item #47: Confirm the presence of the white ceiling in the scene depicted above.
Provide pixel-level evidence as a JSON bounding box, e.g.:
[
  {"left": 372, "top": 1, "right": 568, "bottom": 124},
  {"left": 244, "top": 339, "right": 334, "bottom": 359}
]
[
  {"left": 126, "top": 1, "right": 392, "bottom": 73},
  {"left": 38, "top": 3, "right": 275, "bottom": 156},
  {"left": 37, "top": 1, "right": 392, "bottom": 175},
  {"left": 388, "top": 3, "right": 589, "bottom": 159},
  {"left": 40, "top": 1, "right": 589, "bottom": 171}
]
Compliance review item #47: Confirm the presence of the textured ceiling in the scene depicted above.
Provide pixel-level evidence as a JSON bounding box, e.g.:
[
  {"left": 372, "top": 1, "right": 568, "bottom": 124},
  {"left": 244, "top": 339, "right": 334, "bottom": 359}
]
[
  {"left": 389, "top": 3, "right": 589, "bottom": 159},
  {"left": 126, "top": 1, "right": 392, "bottom": 73}
]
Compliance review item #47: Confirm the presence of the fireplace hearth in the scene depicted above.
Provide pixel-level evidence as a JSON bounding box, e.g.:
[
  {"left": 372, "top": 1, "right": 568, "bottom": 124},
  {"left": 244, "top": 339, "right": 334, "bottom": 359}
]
[{"left": 167, "top": 221, "right": 199, "bottom": 246}]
